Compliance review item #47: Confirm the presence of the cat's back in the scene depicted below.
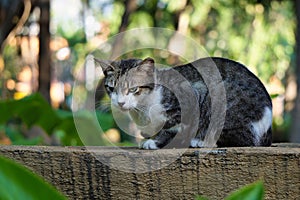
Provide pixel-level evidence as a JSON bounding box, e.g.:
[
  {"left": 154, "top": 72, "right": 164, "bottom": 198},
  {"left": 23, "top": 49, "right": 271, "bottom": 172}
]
[
  {"left": 191, "top": 57, "right": 271, "bottom": 104},
  {"left": 171, "top": 57, "right": 271, "bottom": 108},
  {"left": 191, "top": 57, "right": 265, "bottom": 83}
]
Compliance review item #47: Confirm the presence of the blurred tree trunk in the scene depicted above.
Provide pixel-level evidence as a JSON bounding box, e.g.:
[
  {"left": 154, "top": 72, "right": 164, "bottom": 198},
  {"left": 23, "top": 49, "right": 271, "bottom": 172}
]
[
  {"left": 111, "top": 0, "right": 137, "bottom": 59},
  {"left": 0, "top": 0, "right": 30, "bottom": 99},
  {"left": 167, "top": 0, "right": 189, "bottom": 65},
  {"left": 290, "top": 0, "right": 300, "bottom": 142},
  {"left": 0, "top": 0, "right": 24, "bottom": 48},
  {"left": 37, "top": 0, "right": 51, "bottom": 103}
]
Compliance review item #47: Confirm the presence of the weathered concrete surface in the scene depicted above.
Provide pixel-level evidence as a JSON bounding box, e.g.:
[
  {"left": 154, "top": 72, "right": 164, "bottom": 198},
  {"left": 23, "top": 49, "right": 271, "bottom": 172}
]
[{"left": 0, "top": 144, "right": 299, "bottom": 200}]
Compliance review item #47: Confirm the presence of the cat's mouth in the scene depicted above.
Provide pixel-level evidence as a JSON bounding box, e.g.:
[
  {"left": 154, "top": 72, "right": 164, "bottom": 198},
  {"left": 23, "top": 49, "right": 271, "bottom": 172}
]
[
  {"left": 113, "top": 103, "right": 130, "bottom": 111},
  {"left": 118, "top": 106, "right": 132, "bottom": 112}
]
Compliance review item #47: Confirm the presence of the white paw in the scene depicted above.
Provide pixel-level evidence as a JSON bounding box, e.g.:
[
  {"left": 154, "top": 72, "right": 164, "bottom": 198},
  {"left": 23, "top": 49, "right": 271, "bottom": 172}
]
[
  {"left": 190, "top": 138, "right": 199, "bottom": 147},
  {"left": 190, "top": 138, "right": 205, "bottom": 148},
  {"left": 141, "top": 139, "right": 158, "bottom": 150}
]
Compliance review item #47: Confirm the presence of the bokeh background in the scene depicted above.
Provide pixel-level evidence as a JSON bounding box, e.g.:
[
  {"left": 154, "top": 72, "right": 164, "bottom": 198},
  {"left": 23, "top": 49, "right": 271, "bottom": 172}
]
[{"left": 0, "top": 0, "right": 299, "bottom": 146}]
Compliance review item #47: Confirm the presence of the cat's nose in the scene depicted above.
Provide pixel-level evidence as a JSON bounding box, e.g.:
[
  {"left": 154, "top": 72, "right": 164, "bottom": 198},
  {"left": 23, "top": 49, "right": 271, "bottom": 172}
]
[{"left": 118, "top": 101, "right": 125, "bottom": 107}]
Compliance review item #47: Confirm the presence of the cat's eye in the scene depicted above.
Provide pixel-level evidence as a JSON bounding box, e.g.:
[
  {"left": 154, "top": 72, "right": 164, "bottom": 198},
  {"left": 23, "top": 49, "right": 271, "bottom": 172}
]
[{"left": 129, "top": 87, "right": 139, "bottom": 94}]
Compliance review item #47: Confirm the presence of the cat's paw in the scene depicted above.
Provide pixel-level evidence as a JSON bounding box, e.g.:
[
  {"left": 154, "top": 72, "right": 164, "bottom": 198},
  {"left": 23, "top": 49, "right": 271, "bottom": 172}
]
[
  {"left": 190, "top": 138, "right": 205, "bottom": 148},
  {"left": 141, "top": 139, "right": 159, "bottom": 150},
  {"left": 190, "top": 138, "right": 217, "bottom": 148}
]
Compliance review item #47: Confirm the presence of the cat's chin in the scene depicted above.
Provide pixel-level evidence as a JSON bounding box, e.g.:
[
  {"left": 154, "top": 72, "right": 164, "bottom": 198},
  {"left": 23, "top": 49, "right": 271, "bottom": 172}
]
[
  {"left": 111, "top": 105, "right": 129, "bottom": 112},
  {"left": 119, "top": 107, "right": 130, "bottom": 112},
  {"left": 119, "top": 106, "right": 135, "bottom": 112}
]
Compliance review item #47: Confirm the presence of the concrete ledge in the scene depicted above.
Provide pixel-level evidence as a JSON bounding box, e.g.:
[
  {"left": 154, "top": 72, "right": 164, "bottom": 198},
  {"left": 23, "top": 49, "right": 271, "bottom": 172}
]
[{"left": 0, "top": 144, "right": 299, "bottom": 199}]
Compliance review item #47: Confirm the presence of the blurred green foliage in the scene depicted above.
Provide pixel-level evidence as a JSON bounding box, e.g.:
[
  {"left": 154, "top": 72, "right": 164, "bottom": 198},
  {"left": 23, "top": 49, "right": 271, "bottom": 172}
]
[
  {"left": 196, "top": 181, "right": 264, "bottom": 200},
  {"left": 0, "top": 155, "right": 66, "bottom": 200},
  {"left": 0, "top": 93, "right": 114, "bottom": 146},
  {"left": 88, "top": 0, "right": 295, "bottom": 86},
  {"left": 131, "top": 0, "right": 294, "bottom": 82}
]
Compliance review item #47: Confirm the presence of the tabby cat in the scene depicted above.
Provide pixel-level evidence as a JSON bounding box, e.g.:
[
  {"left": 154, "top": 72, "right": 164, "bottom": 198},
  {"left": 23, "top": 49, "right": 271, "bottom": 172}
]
[{"left": 95, "top": 57, "right": 272, "bottom": 149}]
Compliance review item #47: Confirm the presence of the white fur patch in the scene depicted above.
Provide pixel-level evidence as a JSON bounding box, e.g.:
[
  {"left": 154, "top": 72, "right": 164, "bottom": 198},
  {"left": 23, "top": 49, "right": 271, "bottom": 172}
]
[
  {"left": 132, "top": 87, "right": 167, "bottom": 136},
  {"left": 190, "top": 138, "right": 205, "bottom": 148},
  {"left": 111, "top": 92, "right": 118, "bottom": 107},
  {"left": 141, "top": 139, "right": 158, "bottom": 150},
  {"left": 251, "top": 107, "right": 272, "bottom": 145}
]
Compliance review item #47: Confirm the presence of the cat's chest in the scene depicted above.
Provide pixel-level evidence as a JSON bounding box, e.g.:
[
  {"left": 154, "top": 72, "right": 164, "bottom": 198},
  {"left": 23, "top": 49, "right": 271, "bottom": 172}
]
[{"left": 129, "top": 87, "right": 167, "bottom": 136}]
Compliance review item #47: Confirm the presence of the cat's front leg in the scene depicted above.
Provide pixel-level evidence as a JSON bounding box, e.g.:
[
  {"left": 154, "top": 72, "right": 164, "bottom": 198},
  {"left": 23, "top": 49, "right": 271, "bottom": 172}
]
[
  {"left": 140, "top": 131, "right": 159, "bottom": 150},
  {"left": 141, "top": 129, "right": 177, "bottom": 150},
  {"left": 141, "top": 138, "right": 159, "bottom": 150}
]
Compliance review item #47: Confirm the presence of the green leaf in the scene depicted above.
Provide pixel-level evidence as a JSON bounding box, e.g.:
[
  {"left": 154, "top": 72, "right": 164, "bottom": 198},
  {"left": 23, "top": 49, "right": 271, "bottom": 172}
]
[
  {"left": 195, "top": 196, "right": 210, "bottom": 200},
  {"left": 12, "top": 137, "right": 42, "bottom": 145},
  {"left": 0, "top": 93, "right": 60, "bottom": 134},
  {"left": 0, "top": 94, "right": 116, "bottom": 146},
  {"left": 0, "top": 156, "right": 66, "bottom": 200},
  {"left": 16, "top": 94, "right": 60, "bottom": 133},
  {"left": 96, "top": 111, "right": 115, "bottom": 132},
  {"left": 225, "top": 181, "right": 264, "bottom": 200},
  {"left": 270, "top": 94, "right": 279, "bottom": 99}
]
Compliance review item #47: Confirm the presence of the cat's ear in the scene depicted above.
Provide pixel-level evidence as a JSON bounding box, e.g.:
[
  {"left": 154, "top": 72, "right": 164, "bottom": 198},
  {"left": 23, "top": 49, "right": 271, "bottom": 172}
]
[
  {"left": 138, "top": 57, "right": 155, "bottom": 72},
  {"left": 94, "top": 58, "right": 114, "bottom": 76}
]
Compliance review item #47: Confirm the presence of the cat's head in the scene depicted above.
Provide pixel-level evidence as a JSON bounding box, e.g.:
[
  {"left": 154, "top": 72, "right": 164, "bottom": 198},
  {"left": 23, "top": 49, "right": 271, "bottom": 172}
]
[{"left": 95, "top": 57, "right": 156, "bottom": 111}]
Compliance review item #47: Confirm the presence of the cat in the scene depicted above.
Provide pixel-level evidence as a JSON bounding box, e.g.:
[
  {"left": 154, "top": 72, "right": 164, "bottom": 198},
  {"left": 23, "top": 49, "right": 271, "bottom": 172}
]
[{"left": 95, "top": 57, "right": 272, "bottom": 149}]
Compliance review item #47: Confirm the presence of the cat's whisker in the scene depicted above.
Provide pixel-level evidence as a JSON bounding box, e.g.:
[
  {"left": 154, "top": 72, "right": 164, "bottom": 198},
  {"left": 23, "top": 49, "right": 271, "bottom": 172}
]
[{"left": 95, "top": 101, "right": 112, "bottom": 112}]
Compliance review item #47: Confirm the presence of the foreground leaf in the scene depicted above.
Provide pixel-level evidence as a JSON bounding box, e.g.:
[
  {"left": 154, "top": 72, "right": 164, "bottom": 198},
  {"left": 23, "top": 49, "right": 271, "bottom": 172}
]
[
  {"left": 225, "top": 181, "right": 264, "bottom": 200},
  {"left": 195, "top": 196, "right": 209, "bottom": 200},
  {"left": 0, "top": 156, "right": 66, "bottom": 200}
]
